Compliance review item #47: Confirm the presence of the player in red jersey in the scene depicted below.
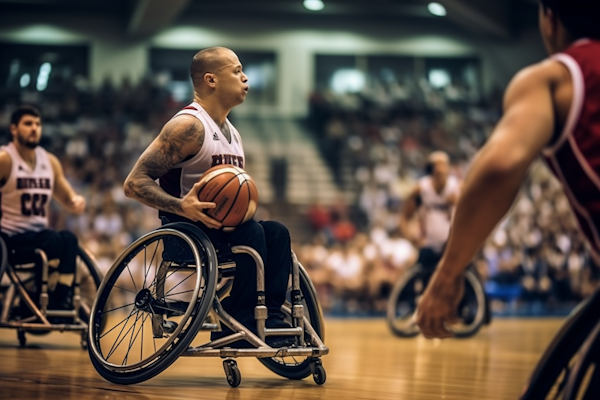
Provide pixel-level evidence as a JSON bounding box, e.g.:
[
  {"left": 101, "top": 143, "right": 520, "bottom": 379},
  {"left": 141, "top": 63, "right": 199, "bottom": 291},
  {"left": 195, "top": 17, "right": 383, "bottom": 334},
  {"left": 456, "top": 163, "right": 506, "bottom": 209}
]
[{"left": 416, "top": 0, "right": 600, "bottom": 338}]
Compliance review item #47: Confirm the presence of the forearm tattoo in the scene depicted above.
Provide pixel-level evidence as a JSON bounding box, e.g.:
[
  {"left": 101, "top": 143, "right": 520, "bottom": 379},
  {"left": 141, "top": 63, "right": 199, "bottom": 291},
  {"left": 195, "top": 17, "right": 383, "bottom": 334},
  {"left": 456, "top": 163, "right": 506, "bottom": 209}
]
[{"left": 126, "top": 118, "right": 205, "bottom": 214}]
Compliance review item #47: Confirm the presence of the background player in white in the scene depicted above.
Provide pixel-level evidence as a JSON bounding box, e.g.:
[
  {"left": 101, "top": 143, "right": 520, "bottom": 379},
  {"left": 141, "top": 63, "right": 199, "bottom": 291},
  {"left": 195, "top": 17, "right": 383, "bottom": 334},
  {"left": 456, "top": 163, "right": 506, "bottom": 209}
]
[
  {"left": 399, "top": 151, "right": 460, "bottom": 269},
  {"left": 124, "top": 47, "right": 295, "bottom": 347},
  {"left": 0, "top": 105, "right": 86, "bottom": 310}
]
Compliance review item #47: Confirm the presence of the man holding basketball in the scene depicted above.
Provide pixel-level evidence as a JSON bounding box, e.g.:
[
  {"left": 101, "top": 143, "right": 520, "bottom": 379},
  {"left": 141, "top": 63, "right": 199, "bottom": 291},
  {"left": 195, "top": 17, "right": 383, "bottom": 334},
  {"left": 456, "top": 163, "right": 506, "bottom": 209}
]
[
  {"left": 124, "top": 47, "right": 294, "bottom": 347},
  {"left": 416, "top": 0, "right": 600, "bottom": 339}
]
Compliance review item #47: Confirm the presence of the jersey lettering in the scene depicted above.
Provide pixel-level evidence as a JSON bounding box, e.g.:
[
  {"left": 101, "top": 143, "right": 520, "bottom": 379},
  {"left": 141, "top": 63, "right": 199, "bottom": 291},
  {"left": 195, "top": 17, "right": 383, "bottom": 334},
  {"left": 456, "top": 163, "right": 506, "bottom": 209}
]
[
  {"left": 20, "top": 193, "right": 48, "bottom": 217},
  {"left": 211, "top": 154, "right": 244, "bottom": 169}
]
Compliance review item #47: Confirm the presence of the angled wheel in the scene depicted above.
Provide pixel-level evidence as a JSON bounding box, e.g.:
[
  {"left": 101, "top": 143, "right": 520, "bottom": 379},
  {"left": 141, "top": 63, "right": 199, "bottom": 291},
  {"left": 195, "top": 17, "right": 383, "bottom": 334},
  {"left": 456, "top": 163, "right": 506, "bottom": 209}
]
[
  {"left": 449, "top": 269, "right": 486, "bottom": 338},
  {"left": 259, "top": 262, "right": 325, "bottom": 380},
  {"left": 386, "top": 265, "right": 486, "bottom": 338},
  {"left": 386, "top": 265, "right": 429, "bottom": 337},
  {"left": 519, "top": 288, "right": 600, "bottom": 399},
  {"left": 88, "top": 223, "right": 217, "bottom": 385}
]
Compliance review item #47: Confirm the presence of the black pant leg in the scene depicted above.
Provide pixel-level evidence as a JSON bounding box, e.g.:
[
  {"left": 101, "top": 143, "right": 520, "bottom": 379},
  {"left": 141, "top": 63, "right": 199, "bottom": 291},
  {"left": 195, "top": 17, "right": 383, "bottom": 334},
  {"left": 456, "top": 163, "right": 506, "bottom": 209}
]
[{"left": 259, "top": 221, "right": 291, "bottom": 314}]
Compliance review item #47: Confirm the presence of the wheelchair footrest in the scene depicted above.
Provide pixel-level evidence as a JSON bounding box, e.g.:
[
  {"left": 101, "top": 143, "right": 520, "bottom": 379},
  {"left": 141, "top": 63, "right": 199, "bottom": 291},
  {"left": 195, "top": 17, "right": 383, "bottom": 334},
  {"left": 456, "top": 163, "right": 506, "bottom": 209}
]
[
  {"left": 181, "top": 345, "right": 329, "bottom": 358},
  {"left": 264, "top": 327, "right": 304, "bottom": 337}
]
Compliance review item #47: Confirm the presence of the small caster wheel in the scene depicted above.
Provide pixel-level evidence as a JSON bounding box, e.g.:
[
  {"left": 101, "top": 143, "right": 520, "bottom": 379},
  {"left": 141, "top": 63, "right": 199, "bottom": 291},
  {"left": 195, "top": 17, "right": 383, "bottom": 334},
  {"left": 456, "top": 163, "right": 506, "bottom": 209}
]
[
  {"left": 313, "top": 364, "right": 326, "bottom": 385},
  {"left": 17, "top": 330, "right": 26, "bottom": 348},
  {"left": 310, "top": 358, "right": 326, "bottom": 385},
  {"left": 223, "top": 359, "right": 241, "bottom": 388}
]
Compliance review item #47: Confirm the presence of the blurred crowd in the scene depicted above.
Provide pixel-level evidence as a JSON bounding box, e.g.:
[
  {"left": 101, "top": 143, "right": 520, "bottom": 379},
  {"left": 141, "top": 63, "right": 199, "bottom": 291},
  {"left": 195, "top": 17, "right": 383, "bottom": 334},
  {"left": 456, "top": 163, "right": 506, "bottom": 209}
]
[
  {"left": 1, "top": 72, "right": 598, "bottom": 316},
  {"left": 302, "top": 79, "right": 600, "bottom": 315}
]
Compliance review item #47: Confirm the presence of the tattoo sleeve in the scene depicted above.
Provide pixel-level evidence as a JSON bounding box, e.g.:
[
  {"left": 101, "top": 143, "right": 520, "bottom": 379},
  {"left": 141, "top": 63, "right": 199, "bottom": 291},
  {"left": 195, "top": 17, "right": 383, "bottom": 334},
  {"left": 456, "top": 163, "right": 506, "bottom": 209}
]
[{"left": 124, "top": 117, "right": 205, "bottom": 215}]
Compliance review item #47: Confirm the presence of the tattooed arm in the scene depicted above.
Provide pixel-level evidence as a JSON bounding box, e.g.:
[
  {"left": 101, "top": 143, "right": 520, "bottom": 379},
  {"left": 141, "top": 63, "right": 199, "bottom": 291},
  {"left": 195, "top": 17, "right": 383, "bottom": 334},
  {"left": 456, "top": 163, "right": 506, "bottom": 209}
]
[{"left": 123, "top": 115, "right": 222, "bottom": 229}]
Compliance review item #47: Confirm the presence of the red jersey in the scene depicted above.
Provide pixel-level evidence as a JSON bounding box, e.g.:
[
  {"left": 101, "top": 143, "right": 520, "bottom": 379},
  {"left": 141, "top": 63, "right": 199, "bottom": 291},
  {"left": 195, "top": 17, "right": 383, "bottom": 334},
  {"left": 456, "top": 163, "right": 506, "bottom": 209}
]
[{"left": 542, "top": 39, "right": 600, "bottom": 259}]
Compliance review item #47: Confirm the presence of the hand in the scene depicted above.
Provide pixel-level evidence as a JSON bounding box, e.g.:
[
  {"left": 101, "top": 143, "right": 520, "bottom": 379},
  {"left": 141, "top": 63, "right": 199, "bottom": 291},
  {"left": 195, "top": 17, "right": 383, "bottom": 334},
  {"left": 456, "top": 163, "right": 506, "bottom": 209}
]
[
  {"left": 415, "top": 268, "right": 464, "bottom": 339},
  {"left": 180, "top": 181, "right": 222, "bottom": 229},
  {"left": 69, "top": 194, "right": 86, "bottom": 214}
]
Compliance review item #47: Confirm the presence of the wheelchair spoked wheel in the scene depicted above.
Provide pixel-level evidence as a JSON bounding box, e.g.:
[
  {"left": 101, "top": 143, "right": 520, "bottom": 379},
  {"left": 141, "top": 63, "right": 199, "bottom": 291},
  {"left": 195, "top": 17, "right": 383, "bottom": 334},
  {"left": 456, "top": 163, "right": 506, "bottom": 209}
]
[
  {"left": 88, "top": 223, "right": 217, "bottom": 385},
  {"left": 259, "top": 263, "right": 325, "bottom": 380},
  {"left": 386, "top": 265, "right": 486, "bottom": 338},
  {"left": 386, "top": 265, "right": 429, "bottom": 338},
  {"left": 519, "top": 289, "right": 600, "bottom": 400}
]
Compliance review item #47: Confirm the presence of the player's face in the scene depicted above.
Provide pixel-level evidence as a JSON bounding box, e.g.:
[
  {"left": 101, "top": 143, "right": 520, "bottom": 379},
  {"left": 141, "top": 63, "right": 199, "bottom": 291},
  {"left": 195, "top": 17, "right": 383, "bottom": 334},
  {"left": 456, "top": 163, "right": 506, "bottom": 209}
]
[
  {"left": 432, "top": 160, "right": 449, "bottom": 183},
  {"left": 11, "top": 115, "right": 42, "bottom": 149},
  {"left": 215, "top": 51, "right": 249, "bottom": 106}
]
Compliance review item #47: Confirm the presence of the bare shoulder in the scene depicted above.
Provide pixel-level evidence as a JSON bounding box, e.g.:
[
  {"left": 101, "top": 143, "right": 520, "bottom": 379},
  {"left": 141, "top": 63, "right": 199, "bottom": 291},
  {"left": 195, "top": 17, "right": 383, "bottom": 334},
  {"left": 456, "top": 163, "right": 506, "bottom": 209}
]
[
  {"left": 160, "top": 114, "right": 205, "bottom": 148},
  {"left": 505, "top": 60, "right": 569, "bottom": 100}
]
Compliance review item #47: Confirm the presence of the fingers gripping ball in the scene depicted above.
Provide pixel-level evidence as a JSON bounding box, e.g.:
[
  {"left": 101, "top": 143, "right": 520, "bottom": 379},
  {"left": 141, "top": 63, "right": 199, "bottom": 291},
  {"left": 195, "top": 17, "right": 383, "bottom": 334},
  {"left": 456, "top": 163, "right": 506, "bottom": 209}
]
[{"left": 197, "top": 164, "right": 259, "bottom": 230}]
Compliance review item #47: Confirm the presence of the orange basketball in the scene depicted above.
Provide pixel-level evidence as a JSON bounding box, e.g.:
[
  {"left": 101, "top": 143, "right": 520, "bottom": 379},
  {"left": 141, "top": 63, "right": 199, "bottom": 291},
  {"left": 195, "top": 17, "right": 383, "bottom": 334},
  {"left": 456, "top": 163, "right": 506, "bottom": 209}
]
[{"left": 197, "top": 164, "right": 259, "bottom": 229}]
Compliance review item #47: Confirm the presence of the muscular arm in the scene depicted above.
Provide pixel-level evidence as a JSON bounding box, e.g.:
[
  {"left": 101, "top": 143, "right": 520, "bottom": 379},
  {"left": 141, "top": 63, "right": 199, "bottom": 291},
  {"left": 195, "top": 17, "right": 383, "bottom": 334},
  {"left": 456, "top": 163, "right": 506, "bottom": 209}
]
[
  {"left": 124, "top": 115, "right": 220, "bottom": 228},
  {"left": 416, "top": 59, "right": 568, "bottom": 337},
  {"left": 0, "top": 150, "right": 12, "bottom": 188},
  {"left": 49, "top": 154, "right": 85, "bottom": 214},
  {"left": 399, "top": 185, "right": 420, "bottom": 241}
]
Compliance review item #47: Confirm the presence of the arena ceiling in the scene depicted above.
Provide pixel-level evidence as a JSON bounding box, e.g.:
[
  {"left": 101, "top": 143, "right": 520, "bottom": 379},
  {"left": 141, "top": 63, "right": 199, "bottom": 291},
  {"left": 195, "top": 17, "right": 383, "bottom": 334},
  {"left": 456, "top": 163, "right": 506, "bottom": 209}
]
[{"left": 0, "top": 0, "right": 539, "bottom": 39}]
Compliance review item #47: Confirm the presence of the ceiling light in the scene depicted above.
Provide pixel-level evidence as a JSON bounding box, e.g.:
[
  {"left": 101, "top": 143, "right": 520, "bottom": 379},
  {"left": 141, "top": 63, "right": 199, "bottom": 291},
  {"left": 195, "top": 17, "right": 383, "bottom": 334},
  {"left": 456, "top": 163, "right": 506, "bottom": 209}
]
[
  {"left": 428, "top": 2, "right": 447, "bottom": 17},
  {"left": 304, "top": 0, "right": 324, "bottom": 11}
]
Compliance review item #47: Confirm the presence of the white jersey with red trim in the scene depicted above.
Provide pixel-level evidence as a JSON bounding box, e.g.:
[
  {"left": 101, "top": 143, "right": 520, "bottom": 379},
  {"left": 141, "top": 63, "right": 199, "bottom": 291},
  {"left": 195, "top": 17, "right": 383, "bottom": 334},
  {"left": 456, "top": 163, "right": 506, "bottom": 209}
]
[
  {"left": 159, "top": 102, "right": 245, "bottom": 201},
  {"left": 0, "top": 142, "right": 54, "bottom": 236},
  {"left": 418, "top": 175, "right": 460, "bottom": 252}
]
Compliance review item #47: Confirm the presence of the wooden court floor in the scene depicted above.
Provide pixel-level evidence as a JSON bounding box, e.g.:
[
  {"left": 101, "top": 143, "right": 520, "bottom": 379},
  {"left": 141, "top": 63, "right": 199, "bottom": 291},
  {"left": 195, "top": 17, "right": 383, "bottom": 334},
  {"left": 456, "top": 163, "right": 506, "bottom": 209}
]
[{"left": 0, "top": 318, "right": 563, "bottom": 400}]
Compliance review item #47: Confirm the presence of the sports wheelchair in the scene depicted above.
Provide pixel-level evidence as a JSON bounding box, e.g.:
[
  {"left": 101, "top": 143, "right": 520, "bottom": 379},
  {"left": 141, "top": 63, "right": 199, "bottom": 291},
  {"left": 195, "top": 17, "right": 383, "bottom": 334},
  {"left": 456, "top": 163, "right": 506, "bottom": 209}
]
[
  {"left": 386, "top": 263, "right": 488, "bottom": 338},
  {"left": 87, "top": 222, "right": 328, "bottom": 388},
  {"left": 519, "top": 288, "right": 600, "bottom": 400},
  {"left": 0, "top": 235, "right": 102, "bottom": 348}
]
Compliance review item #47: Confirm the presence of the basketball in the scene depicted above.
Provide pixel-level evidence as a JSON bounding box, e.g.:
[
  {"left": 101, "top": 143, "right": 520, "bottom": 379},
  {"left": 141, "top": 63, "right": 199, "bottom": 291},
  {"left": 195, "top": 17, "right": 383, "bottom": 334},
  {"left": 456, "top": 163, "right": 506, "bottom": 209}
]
[{"left": 196, "top": 164, "right": 259, "bottom": 229}]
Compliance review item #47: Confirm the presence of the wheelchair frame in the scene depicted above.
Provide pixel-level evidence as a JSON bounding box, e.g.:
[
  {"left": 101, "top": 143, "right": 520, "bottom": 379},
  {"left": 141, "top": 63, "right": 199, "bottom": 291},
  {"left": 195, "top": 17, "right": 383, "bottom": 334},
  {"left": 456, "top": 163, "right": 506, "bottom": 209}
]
[
  {"left": 88, "top": 223, "right": 328, "bottom": 387},
  {"left": 519, "top": 287, "right": 600, "bottom": 399},
  {"left": 0, "top": 236, "right": 102, "bottom": 348}
]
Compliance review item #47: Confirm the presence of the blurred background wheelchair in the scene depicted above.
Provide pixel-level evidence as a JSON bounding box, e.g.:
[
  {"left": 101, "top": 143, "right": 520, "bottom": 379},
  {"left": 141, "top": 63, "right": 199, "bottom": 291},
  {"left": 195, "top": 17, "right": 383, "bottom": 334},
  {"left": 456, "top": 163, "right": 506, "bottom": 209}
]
[
  {"left": 0, "top": 236, "right": 102, "bottom": 348},
  {"left": 386, "top": 262, "right": 489, "bottom": 338},
  {"left": 87, "top": 222, "right": 328, "bottom": 388}
]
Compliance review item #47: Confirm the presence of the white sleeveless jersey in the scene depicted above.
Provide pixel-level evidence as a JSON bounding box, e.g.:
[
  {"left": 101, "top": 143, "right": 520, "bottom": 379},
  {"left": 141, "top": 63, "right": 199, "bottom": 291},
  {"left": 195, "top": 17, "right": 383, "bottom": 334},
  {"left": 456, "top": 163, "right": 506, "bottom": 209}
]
[
  {"left": 0, "top": 142, "right": 54, "bottom": 236},
  {"left": 159, "top": 102, "right": 245, "bottom": 201},
  {"left": 418, "top": 175, "right": 460, "bottom": 252}
]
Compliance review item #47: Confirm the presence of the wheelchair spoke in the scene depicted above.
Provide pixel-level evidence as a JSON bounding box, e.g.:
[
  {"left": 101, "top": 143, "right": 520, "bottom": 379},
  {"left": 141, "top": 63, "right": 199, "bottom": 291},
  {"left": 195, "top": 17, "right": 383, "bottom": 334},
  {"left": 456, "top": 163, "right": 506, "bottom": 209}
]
[
  {"left": 103, "top": 302, "right": 135, "bottom": 314},
  {"left": 164, "top": 289, "right": 195, "bottom": 297},
  {"left": 164, "top": 270, "right": 198, "bottom": 296},
  {"left": 123, "top": 310, "right": 143, "bottom": 365},
  {"left": 99, "top": 307, "right": 137, "bottom": 339},
  {"left": 113, "top": 285, "right": 137, "bottom": 295},
  {"left": 106, "top": 309, "right": 141, "bottom": 360},
  {"left": 123, "top": 311, "right": 151, "bottom": 366},
  {"left": 126, "top": 265, "right": 138, "bottom": 293},
  {"left": 143, "top": 242, "right": 160, "bottom": 290}
]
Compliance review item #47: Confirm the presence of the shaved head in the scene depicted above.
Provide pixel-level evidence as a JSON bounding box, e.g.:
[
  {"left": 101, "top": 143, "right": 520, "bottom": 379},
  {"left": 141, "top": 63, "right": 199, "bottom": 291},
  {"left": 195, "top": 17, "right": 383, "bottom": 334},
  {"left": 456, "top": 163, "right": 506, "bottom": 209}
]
[{"left": 190, "top": 46, "right": 234, "bottom": 87}]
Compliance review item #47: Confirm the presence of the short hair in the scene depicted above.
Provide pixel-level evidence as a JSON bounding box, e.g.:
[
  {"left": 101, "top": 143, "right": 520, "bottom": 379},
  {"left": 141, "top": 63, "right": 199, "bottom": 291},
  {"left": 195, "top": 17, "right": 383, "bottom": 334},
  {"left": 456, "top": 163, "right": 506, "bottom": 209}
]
[
  {"left": 539, "top": 0, "right": 600, "bottom": 39},
  {"left": 11, "top": 105, "right": 41, "bottom": 126},
  {"left": 190, "top": 47, "right": 231, "bottom": 87}
]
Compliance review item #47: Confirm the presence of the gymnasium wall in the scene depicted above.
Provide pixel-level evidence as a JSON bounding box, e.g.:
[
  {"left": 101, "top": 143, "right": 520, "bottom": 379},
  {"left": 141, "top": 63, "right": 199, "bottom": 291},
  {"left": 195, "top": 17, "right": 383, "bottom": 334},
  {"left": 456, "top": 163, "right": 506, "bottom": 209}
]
[{"left": 0, "top": 10, "right": 546, "bottom": 117}]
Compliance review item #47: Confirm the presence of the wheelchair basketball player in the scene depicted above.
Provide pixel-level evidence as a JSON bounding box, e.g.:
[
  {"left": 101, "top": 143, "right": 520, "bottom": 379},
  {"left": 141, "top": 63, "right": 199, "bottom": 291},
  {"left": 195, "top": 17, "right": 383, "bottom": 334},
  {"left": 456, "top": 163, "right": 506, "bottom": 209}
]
[
  {"left": 124, "top": 46, "right": 295, "bottom": 347},
  {"left": 0, "top": 105, "right": 86, "bottom": 312},
  {"left": 416, "top": 0, "right": 600, "bottom": 340}
]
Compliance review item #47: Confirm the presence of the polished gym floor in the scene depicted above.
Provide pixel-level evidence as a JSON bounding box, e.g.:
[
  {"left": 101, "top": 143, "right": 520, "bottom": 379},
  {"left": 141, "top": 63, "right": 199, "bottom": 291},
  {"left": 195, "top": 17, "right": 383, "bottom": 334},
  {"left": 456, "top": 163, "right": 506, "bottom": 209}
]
[{"left": 0, "top": 318, "right": 562, "bottom": 400}]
